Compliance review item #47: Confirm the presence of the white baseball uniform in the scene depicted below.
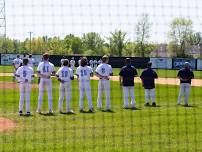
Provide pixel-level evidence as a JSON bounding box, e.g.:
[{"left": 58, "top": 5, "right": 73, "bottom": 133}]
[
  {"left": 98, "top": 59, "right": 102, "bottom": 65},
  {"left": 28, "top": 58, "right": 35, "bottom": 68},
  {"left": 78, "top": 59, "right": 81, "bottom": 66},
  {"left": 16, "top": 65, "right": 34, "bottom": 113},
  {"left": 37, "top": 61, "right": 55, "bottom": 112},
  {"left": 70, "top": 59, "right": 75, "bottom": 71},
  {"left": 13, "top": 58, "right": 23, "bottom": 77},
  {"left": 96, "top": 63, "right": 113, "bottom": 110},
  {"left": 76, "top": 66, "right": 94, "bottom": 110},
  {"left": 93, "top": 60, "right": 98, "bottom": 69},
  {"left": 56, "top": 66, "right": 74, "bottom": 112},
  {"left": 89, "top": 60, "right": 94, "bottom": 69}
]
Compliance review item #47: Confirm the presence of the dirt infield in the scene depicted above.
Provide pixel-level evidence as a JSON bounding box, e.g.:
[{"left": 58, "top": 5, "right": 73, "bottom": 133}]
[{"left": 0, "top": 118, "right": 16, "bottom": 132}]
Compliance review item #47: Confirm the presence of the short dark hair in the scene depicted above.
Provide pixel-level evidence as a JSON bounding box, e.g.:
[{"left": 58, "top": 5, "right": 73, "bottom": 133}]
[
  {"left": 23, "top": 58, "right": 29, "bottom": 65},
  {"left": 29, "top": 54, "right": 32, "bottom": 58},
  {"left": 102, "top": 55, "right": 109, "bottom": 63},
  {"left": 80, "top": 57, "right": 88, "bottom": 67},
  {"left": 147, "top": 62, "right": 152, "bottom": 67},
  {"left": 125, "top": 58, "right": 131, "bottom": 64},
  {"left": 63, "top": 59, "right": 69, "bottom": 66},
  {"left": 17, "top": 55, "right": 20, "bottom": 58},
  {"left": 43, "top": 53, "right": 49, "bottom": 61}
]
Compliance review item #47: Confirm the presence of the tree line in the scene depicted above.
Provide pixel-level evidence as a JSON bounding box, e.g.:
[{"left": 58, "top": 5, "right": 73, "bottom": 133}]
[{"left": 1, "top": 15, "right": 202, "bottom": 58}]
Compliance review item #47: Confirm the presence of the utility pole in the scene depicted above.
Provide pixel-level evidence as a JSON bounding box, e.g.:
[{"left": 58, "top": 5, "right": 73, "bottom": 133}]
[
  {"left": 0, "top": 0, "right": 6, "bottom": 37},
  {"left": 28, "top": 32, "right": 32, "bottom": 52}
]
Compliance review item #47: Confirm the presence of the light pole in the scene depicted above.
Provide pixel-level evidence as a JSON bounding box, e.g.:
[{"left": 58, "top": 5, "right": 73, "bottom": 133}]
[{"left": 28, "top": 32, "right": 33, "bottom": 52}]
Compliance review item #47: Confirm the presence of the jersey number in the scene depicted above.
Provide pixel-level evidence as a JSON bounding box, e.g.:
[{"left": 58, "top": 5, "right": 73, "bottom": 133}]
[
  {"left": 23, "top": 71, "right": 27, "bottom": 77},
  {"left": 81, "top": 70, "right": 87, "bottom": 76},
  {"left": 62, "top": 71, "right": 68, "bottom": 77},
  {"left": 101, "top": 68, "right": 105, "bottom": 74},
  {"left": 43, "top": 66, "right": 49, "bottom": 73}
]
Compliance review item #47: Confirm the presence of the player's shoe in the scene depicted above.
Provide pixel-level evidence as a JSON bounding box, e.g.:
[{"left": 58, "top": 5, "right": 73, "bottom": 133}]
[
  {"left": 36, "top": 109, "right": 41, "bottom": 114},
  {"left": 66, "top": 110, "right": 75, "bottom": 114},
  {"left": 104, "top": 109, "right": 113, "bottom": 112},
  {"left": 123, "top": 106, "right": 130, "bottom": 109},
  {"left": 80, "top": 109, "right": 85, "bottom": 113},
  {"left": 48, "top": 110, "right": 53, "bottom": 115},
  {"left": 144, "top": 103, "right": 150, "bottom": 106},
  {"left": 88, "top": 108, "right": 95, "bottom": 113},
  {"left": 131, "top": 107, "right": 137, "bottom": 110},
  {"left": 184, "top": 104, "right": 189, "bottom": 107},
  {"left": 19, "top": 111, "right": 23, "bottom": 116},
  {"left": 26, "top": 112, "right": 31, "bottom": 116},
  {"left": 152, "top": 102, "right": 156, "bottom": 107}
]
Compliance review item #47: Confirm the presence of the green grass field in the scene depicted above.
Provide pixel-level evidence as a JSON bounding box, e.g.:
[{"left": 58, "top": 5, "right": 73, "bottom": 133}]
[
  {"left": 0, "top": 76, "right": 202, "bottom": 151},
  {"left": 1, "top": 65, "right": 202, "bottom": 79}
]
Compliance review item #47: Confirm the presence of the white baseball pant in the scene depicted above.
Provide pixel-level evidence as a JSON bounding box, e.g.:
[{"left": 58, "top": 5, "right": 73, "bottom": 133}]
[
  {"left": 79, "top": 80, "right": 93, "bottom": 110},
  {"left": 145, "top": 89, "right": 155, "bottom": 104},
  {"left": 19, "top": 82, "right": 31, "bottom": 112},
  {"left": 58, "top": 82, "right": 71, "bottom": 112},
  {"left": 37, "top": 78, "right": 53, "bottom": 111},
  {"left": 97, "top": 79, "right": 111, "bottom": 110},
  {"left": 177, "top": 83, "right": 191, "bottom": 105},
  {"left": 122, "top": 86, "right": 135, "bottom": 108}
]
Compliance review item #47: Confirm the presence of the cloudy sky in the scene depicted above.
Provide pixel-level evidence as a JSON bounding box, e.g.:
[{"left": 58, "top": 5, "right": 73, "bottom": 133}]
[{"left": 5, "top": 0, "right": 202, "bottom": 42}]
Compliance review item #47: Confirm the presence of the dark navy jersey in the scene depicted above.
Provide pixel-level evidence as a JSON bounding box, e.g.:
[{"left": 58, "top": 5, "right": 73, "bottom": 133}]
[
  {"left": 119, "top": 65, "right": 138, "bottom": 86},
  {"left": 177, "top": 68, "right": 194, "bottom": 84},
  {"left": 140, "top": 68, "right": 158, "bottom": 89}
]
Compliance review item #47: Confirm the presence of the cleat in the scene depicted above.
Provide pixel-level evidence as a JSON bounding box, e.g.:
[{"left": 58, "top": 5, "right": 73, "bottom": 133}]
[
  {"left": 184, "top": 104, "right": 189, "bottom": 107},
  {"left": 152, "top": 102, "right": 156, "bottom": 107},
  {"left": 145, "top": 103, "right": 150, "bottom": 106},
  {"left": 88, "top": 108, "right": 95, "bottom": 113},
  {"left": 123, "top": 106, "right": 130, "bottom": 109},
  {"left": 131, "top": 107, "right": 137, "bottom": 110},
  {"left": 66, "top": 110, "right": 75, "bottom": 114},
  {"left": 19, "top": 111, "right": 23, "bottom": 116},
  {"left": 26, "top": 112, "right": 31, "bottom": 116},
  {"left": 80, "top": 109, "right": 85, "bottom": 113},
  {"left": 104, "top": 109, "right": 113, "bottom": 112},
  {"left": 36, "top": 109, "right": 41, "bottom": 114},
  {"left": 48, "top": 110, "right": 53, "bottom": 114}
]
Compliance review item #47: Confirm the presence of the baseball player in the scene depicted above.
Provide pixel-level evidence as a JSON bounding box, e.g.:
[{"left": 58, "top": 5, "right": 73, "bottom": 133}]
[
  {"left": 60, "top": 56, "right": 65, "bottom": 67},
  {"left": 177, "top": 62, "right": 194, "bottom": 106},
  {"left": 78, "top": 57, "right": 82, "bottom": 67},
  {"left": 119, "top": 58, "right": 137, "bottom": 109},
  {"left": 70, "top": 57, "right": 76, "bottom": 72},
  {"left": 28, "top": 54, "right": 35, "bottom": 68},
  {"left": 56, "top": 59, "right": 74, "bottom": 114},
  {"left": 76, "top": 57, "right": 94, "bottom": 113},
  {"left": 15, "top": 58, "right": 34, "bottom": 116},
  {"left": 12, "top": 55, "right": 23, "bottom": 80},
  {"left": 95, "top": 55, "right": 113, "bottom": 111},
  {"left": 36, "top": 53, "right": 55, "bottom": 114},
  {"left": 98, "top": 59, "right": 102, "bottom": 65},
  {"left": 89, "top": 58, "right": 94, "bottom": 69},
  {"left": 140, "top": 62, "right": 158, "bottom": 107},
  {"left": 93, "top": 59, "right": 98, "bottom": 70}
]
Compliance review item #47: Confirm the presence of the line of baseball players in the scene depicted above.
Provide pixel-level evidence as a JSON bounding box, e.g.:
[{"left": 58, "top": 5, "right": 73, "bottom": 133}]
[{"left": 14, "top": 53, "right": 194, "bottom": 116}]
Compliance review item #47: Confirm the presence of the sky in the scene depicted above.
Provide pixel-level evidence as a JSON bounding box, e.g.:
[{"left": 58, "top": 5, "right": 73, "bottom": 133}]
[{"left": 4, "top": 0, "right": 202, "bottom": 42}]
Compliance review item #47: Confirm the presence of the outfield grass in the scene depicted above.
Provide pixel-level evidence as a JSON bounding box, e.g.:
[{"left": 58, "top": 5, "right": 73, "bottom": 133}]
[
  {"left": 1, "top": 65, "right": 202, "bottom": 79},
  {"left": 0, "top": 77, "right": 202, "bottom": 152}
]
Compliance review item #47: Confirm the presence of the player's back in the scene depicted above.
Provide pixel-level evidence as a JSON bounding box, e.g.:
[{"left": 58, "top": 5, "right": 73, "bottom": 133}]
[
  {"left": 16, "top": 66, "right": 34, "bottom": 83},
  {"left": 76, "top": 66, "right": 93, "bottom": 82},
  {"left": 57, "top": 66, "right": 73, "bottom": 82},
  {"left": 37, "top": 61, "right": 54, "bottom": 77},
  {"left": 96, "top": 63, "right": 112, "bottom": 77}
]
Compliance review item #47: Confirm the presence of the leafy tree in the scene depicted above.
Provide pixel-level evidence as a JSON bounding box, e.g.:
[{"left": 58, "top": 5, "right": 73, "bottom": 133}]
[
  {"left": 82, "top": 32, "right": 105, "bottom": 56},
  {"left": 135, "top": 13, "right": 152, "bottom": 57},
  {"left": 168, "top": 17, "right": 194, "bottom": 57},
  {"left": 108, "top": 30, "right": 127, "bottom": 56}
]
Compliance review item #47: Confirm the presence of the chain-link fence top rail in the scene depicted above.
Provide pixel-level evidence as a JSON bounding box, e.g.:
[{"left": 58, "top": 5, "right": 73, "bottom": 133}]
[{"left": 0, "top": 0, "right": 202, "bottom": 152}]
